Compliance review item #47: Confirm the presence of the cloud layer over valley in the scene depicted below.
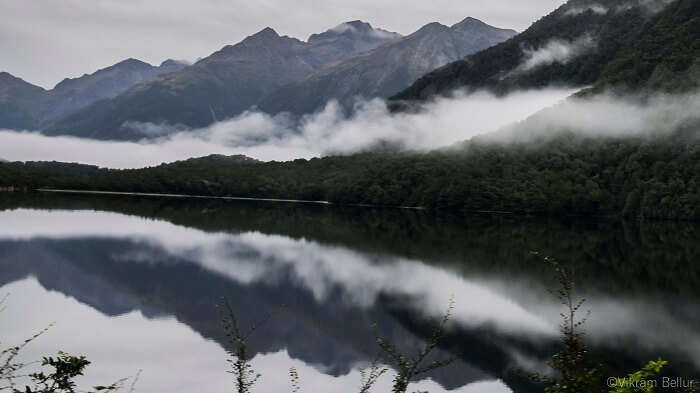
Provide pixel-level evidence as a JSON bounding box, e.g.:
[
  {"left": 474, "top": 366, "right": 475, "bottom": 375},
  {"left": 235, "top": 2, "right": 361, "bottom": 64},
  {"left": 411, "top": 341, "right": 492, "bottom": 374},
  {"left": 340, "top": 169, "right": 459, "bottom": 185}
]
[
  {"left": 0, "top": 89, "right": 573, "bottom": 168},
  {"left": 2, "top": 87, "right": 700, "bottom": 169}
]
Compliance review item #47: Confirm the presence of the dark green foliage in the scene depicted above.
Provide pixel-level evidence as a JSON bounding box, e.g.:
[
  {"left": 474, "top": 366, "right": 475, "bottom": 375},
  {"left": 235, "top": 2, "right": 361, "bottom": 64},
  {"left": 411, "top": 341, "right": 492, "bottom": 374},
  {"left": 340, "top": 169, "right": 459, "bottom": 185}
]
[
  {"left": 1, "top": 326, "right": 53, "bottom": 391},
  {"left": 531, "top": 257, "right": 697, "bottom": 393},
  {"left": 218, "top": 297, "right": 455, "bottom": 393},
  {"left": 594, "top": 0, "right": 700, "bottom": 93},
  {"left": 221, "top": 300, "right": 279, "bottom": 393},
  {"left": 1, "top": 324, "right": 123, "bottom": 393},
  {"left": 609, "top": 359, "right": 668, "bottom": 393},
  {"left": 18, "top": 351, "right": 123, "bottom": 393},
  {"left": 373, "top": 299, "right": 456, "bottom": 393},
  {"left": 2, "top": 127, "right": 699, "bottom": 221},
  {"left": 358, "top": 359, "right": 388, "bottom": 393},
  {"left": 530, "top": 256, "right": 600, "bottom": 393}
]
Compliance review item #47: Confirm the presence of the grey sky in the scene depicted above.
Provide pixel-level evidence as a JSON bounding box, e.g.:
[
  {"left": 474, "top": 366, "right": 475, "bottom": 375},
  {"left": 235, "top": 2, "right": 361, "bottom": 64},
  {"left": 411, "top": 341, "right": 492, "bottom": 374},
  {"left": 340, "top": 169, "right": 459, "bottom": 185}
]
[{"left": 0, "top": 0, "right": 565, "bottom": 89}]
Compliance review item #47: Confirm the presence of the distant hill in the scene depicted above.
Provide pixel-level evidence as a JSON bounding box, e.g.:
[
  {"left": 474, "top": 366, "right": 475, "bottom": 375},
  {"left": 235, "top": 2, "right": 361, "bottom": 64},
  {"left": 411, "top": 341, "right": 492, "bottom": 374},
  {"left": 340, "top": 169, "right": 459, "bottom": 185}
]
[
  {"left": 259, "top": 17, "right": 516, "bottom": 115},
  {"left": 0, "top": 59, "right": 185, "bottom": 130},
  {"left": 37, "top": 58, "right": 186, "bottom": 128},
  {"left": 0, "top": 72, "right": 45, "bottom": 130},
  {"left": 46, "top": 22, "right": 402, "bottom": 140},
  {"left": 389, "top": 0, "right": 677, "bottom": 109}
]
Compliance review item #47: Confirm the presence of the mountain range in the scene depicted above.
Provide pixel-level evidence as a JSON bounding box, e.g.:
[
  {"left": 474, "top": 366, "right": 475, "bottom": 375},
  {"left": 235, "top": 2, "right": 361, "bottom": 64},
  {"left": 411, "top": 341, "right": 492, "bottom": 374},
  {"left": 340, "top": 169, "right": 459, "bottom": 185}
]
[
  {"left": 0, "top": 18, "right": 515, "bottom": 141},
  {"left": 45, "top": 21, "right": 403, "bottom": 140},
  {"left": 0, "top": 59, "right": 186, "bottom": 131},
  {"left": 0, "top": 0, "right": 693, "bottom": 145},
  {"left": 258, "top": 17, "right": 516, "bottom": 115}
]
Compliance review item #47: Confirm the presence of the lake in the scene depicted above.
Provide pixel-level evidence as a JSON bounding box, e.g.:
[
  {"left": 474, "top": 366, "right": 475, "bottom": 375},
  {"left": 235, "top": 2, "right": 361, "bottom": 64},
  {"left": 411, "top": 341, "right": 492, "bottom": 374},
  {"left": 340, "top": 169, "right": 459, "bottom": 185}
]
[{"left": 0, "top": 192, "right": 698, "bottom": 393}]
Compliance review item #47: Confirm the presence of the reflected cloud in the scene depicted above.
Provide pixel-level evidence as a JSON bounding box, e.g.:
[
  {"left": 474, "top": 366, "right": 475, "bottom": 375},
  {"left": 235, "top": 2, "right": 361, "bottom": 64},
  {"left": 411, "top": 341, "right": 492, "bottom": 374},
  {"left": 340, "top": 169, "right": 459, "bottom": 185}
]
[
  {"left": 2, "top": 208, "right": 700, "bottom": 377},
  {"left": 1, "top": 278, "right": 510, "bottom": 393},
  {"left": 0, "top": 209, "right": 555, "bottom": 337},
  {"left": 0, "top": 89, "right": 572, "bottom": 168}
]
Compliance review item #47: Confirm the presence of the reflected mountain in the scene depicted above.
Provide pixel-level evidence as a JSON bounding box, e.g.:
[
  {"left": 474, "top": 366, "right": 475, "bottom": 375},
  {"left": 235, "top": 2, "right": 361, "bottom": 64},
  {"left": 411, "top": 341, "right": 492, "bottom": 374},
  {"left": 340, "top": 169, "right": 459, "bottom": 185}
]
[
  {"left": 0, "top": 228, "right": 512, "bottom": 390},
  {"left": 1, "top": 193, "right": 699, "bottom": 392}
]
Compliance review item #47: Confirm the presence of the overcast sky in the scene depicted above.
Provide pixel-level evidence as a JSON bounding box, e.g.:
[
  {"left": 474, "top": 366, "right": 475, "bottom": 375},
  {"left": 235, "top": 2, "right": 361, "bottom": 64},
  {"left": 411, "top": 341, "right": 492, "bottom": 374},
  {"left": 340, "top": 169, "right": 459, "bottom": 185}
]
[{"left": 0, "top": 0, "right": 565, "bottom": 89}]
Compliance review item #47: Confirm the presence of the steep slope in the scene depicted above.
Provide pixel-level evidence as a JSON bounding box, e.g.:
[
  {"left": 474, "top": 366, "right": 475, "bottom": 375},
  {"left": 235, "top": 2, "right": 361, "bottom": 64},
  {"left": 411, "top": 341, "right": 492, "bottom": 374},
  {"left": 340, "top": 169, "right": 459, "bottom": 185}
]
[
  {"left": 259, "top": 17, "right": 516, "bottom": 115},
  {"left": 0, "top": 72, "right": 45, "bottom": 130},
  {"left": 47, "top": 23, "right": 401, "bottom": 140},
  {"left": 592, "top": 0, "right": 700, "bottom": 93},
  {"left": 37, "top": 58, "right": 186, "bottom": 127},
  {"left": 389, "top": 0, "right": 672, "bottom": 108}
]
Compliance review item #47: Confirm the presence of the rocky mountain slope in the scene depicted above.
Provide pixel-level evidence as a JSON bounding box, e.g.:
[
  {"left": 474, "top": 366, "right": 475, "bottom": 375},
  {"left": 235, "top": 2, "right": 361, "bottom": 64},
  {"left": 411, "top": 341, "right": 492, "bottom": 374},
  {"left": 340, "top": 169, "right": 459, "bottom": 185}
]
[
  {"left": 0, "top": 72, "right": 45, "bottom": 130},
  {"left": 259, "top": 17, "right": 516, "bottom": 115},
  {"left": 0, "top": 59, "right": 185, "bottom": 130},
  {"left": 47, "top": 22, "right": 402, "bottom": 140},
  {"left": 37, "top": 58, "right": 185, "bottom": 128}
]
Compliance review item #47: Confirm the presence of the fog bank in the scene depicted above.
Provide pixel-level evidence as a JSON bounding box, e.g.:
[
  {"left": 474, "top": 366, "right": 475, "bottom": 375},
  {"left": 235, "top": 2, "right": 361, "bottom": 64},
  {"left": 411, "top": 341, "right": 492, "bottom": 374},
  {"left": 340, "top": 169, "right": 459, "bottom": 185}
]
[
  {"left": 2, "top": 87, "right": 698, "bottom": 169},
  {"left": 0, "top": 89, "right": 572, "bottom": 168}
]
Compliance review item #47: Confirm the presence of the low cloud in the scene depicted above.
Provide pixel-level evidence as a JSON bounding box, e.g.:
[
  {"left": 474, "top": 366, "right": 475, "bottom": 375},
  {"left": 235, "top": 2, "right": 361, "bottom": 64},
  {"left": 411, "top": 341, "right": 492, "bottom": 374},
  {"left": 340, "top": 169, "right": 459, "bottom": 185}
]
[
  {"left": 0, "top": 89, "right": 573, "bottom": 168},
  {"left": 563, "top": 0, "right": 674, "bottom": 17},
  {"left": 1, "top": 87, "right": 698, "bottom": 170},
  {"left": 616, "top": 0, "right": 676, "bottom": 14},
  {"left": 327, "top": 22, "right": 399, "bottom": 40},
  {"left": 515, "top": 35, "right": 596, "bottom": 74},
  {"left": 564, "top": 4, "right": 608, "bottom": 16},
  {"left": 487, "top": 90, "right": 700, "bottom": 143}
]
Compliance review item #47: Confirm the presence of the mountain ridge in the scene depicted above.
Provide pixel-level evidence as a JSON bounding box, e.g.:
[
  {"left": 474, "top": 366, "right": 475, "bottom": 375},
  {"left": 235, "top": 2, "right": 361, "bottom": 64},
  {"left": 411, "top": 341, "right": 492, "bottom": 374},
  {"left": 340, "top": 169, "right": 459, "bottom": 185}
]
[
  {"left": 258, "top": 17, "right": 516, "bottom": 116},
  {"left": 0, "top": 58, "right": 187, "bottom": 130},
  {"left": 46, "top": 21, "right": 404, "bottom": 140}
]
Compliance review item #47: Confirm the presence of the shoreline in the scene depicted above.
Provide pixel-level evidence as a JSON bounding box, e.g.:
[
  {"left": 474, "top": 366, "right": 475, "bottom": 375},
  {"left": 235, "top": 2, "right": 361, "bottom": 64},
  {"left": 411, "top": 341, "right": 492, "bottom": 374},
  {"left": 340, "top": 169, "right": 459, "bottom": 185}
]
[{"left": 37, "top": 188, "right": 428, "bottom": 211}]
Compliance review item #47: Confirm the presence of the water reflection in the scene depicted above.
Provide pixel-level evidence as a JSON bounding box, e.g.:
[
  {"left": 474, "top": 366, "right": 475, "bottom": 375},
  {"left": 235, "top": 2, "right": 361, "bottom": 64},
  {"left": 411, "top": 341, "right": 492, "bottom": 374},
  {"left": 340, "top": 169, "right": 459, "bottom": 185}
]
[{"left": 1, "top": 194, "right": 699, "bottom": 392}]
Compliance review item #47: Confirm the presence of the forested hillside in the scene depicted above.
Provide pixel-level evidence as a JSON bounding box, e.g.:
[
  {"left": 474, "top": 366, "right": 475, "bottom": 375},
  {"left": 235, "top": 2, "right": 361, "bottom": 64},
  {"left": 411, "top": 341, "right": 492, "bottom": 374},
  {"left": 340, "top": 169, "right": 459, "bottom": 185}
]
[
  {"left": 592, "top": 0, "right": 700, "bottom": 93},
  {"left": 390, "top": 0, "right": 684, "bottom": 108},
  {"left": 2, "top": 125, "right": 699, "bottom": 220}
]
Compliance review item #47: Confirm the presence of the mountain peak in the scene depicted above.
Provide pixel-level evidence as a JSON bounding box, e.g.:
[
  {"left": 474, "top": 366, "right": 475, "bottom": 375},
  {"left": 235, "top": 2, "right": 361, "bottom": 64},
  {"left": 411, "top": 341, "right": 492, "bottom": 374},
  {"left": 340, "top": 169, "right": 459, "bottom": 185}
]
[
  {"left": 335, "top": 20, "right": 374, "bottom": 33},
  {"left": 413, "top": 22, "right": 449, "bottom": 35},
  {"left": 452, "top": 17, "right": 485, "bottom": 28},
  {"left": 308, "top": 21, "right": 401, "bottom": 43},
  {"left": 111, "top": 58, "right": 152, "bottom": 70},
  {"left": 249, "top": 27, "right": 280, "bottom": 40},
  {"left": 159, "top": 59, "right": 186, "bottom": 68}
]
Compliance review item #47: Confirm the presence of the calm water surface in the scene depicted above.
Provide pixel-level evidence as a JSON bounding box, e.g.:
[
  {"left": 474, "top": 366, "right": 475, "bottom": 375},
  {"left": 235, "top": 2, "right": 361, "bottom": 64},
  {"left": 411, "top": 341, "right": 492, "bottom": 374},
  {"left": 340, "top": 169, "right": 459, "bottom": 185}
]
[{"left": 0, "top": 193, "right": 698, "bottom": 393}]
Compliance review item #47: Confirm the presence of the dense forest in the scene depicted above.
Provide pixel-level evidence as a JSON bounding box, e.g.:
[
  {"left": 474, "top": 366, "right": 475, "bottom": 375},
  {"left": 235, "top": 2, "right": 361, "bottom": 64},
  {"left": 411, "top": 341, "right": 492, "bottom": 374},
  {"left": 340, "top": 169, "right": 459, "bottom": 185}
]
[
  {"left": 2, "top": 124, "right": 699, "bottom": 220},
  {"left": 592, "top": 0, "right": 700, "bottom": 93}
]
